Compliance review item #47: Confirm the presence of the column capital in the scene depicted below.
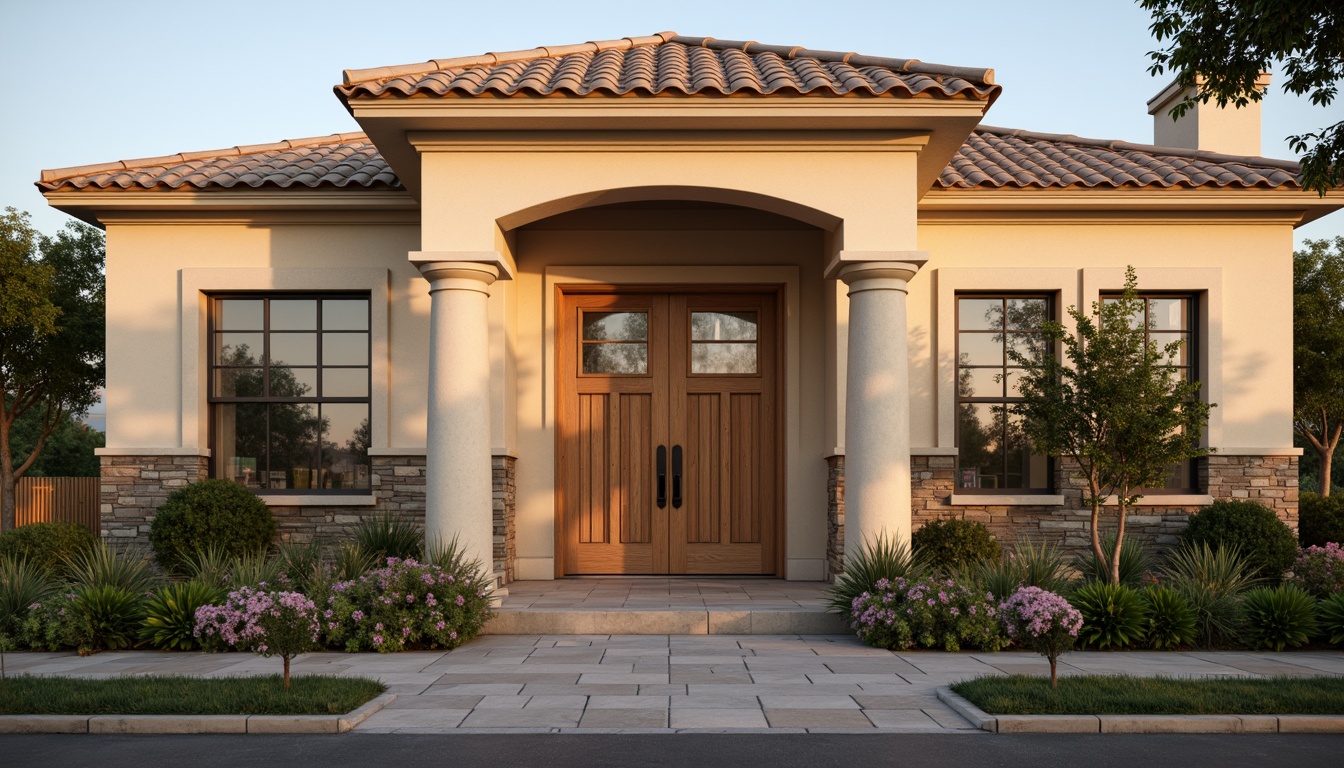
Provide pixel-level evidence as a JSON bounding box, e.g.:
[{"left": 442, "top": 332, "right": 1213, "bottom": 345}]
[
  {"left": 416, "top": 261, "right": 499, "bottom": 295},
  {"left": 825, "top": 250, "right": 927, "bottom": 282},
  {"left": 411, "top": 250, "right": 515, "bottom": 280}
]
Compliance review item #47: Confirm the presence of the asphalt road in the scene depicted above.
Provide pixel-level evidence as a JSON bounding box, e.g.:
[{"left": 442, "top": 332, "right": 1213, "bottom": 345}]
[{"left": 3, "top": 733, "right": 1340, "bottom": 768}]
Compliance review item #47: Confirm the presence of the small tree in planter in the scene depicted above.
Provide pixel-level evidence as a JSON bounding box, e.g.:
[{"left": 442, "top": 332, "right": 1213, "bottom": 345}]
[
  {"left": 999, "top": 586, "right": 1083, "bottom": 688},
  {"left": 1010, "top": 266, "right": 1213, "bottom": 584},
  {"left": 195, "top": 586, "right": 318, "bottom": 689}
]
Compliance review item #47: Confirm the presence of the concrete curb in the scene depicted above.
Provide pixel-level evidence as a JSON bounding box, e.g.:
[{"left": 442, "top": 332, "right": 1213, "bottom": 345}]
[
  {"left": 0, "top": 693, "right": 396, "bottom": 735},
  {"left": 935, "top": 687, "right": 1344, "bottom": 734}
]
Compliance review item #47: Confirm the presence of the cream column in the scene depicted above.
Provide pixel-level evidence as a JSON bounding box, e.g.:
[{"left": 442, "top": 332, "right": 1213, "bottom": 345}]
[
  {"left": 834, "top": 255, "right": 926, "bottom": 559},
  {"left": 416, "top": 260, "right": 499, "bottom": 575}
]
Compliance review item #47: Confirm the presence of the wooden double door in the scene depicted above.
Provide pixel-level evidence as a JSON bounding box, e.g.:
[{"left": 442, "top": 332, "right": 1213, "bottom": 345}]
[{"left": 558, "top": 289, "right": 780, "bottom": 575}]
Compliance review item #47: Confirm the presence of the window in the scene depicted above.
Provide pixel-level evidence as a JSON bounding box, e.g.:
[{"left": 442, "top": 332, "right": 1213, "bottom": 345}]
[
  {"left": 1102, "top": 293, "right": 1199, "bottom": 492},
  {"left": 955, "top": 295, "right": 1052, "bottom": 492},
  {"left": 209, "top": 295, "right": 371, "bottom": 494}
]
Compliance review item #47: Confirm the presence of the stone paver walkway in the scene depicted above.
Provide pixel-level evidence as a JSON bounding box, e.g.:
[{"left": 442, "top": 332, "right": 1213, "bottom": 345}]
[
  {"left": 9, "top": 637, "right": 1343, "bottom": 734},
  {"left": 498, "top": 579, "right": 832, "bottom": 611}
]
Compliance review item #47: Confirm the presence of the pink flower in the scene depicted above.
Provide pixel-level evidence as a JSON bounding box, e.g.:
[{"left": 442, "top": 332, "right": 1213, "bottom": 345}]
[{"left": 456, "top": 594, "right": 465, "bottom": 606}]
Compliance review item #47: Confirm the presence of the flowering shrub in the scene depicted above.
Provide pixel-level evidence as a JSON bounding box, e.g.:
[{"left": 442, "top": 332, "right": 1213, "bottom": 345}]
[
  {"left": 18, "top": 592, "right": 84, "bottom": 651},
  {"left": 999, "top": 586, "right": 1082, "bottom": 687},
  {"left": 849, "top": 576, "right": 1006, "bottom": 652},
  {"left": 323, "top": 558, "right": 492, "bottom": 653},
  {"left": 195, "top": 586, "right": 319, "bottom": 687},
  {"left": 1288, "top": 543, "right": 1344, "bottom": 598}
]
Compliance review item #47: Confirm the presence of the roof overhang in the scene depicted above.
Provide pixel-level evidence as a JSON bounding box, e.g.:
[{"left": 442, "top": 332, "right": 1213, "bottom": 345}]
[
  {"left": 42, "top": 188, "right": 418, "bottom": 228},
  {"left": 346, "top": 95, "right": 990, "bottom": 200},
  {"left": 919, "top": 187, "right": 1344, "bottom": 226}
]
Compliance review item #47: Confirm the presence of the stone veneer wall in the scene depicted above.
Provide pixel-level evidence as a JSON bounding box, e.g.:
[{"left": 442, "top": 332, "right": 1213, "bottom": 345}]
[
  {"left": 99, "top": 453, "right": 520, "bottom": 586},
  {"left": 825, "top": 453, "right": 1298, "bottom": 580},
  {"left": 493, "top": 456, "right": 517, "bottom": 585}
]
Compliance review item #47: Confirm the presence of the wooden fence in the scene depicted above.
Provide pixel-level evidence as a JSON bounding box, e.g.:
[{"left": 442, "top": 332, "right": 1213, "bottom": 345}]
[{"left": 16, "top": 477, "right": 100, "bottom": 535}]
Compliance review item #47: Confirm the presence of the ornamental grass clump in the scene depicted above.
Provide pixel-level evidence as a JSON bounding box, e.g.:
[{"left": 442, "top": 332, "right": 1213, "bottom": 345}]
[
  {"left": 1288, "top": 543, "right": 1344, "bottom": 598},
  {"left": 323, "top": 557, "right": 492, "bottom": 653},
  {"left": 140, "top": 581, "right": 224, "bottom": 650},
  {"left": 1319, "top": 593, "right": 1344, "bottom": 646},
  {"left": 998, "top": 586, "right": 1083, "bottom": 688},
  {"left": 1070, "top": 582, "right": 1148, "bottom": 650},
  {"left": 849, "top": 576, "right": 1006, "bottom": 652},
  {"left": 1139, "top": 586, "right": 1197, "bottom": 650},
  {"left": 827, "top": 534, "right": 926, "bottom": 620},
  {"left": 1240, "top": 584, "right": 1318, "bottom": 652},
  {"left": 194, "top": 586, "right": 319, "bottom": 688}
]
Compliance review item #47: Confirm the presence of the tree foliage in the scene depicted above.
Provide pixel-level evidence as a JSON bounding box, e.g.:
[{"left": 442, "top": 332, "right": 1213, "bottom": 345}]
[
  {"left": 1010, "top": 267, "right": 1213, "bottom": 584},
  {"left": 1140, "top": 0, "right": 1344, "bottom": 194},
  {"left": 0, "top": 208, "right": 105, "bottom": 532},
  {"left": 1294, "top": 237, "right": 1344, "bottom": 496}
]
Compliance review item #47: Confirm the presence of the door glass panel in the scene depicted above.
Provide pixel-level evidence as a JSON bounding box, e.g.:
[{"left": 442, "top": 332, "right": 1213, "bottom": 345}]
[
  {"left": 582, "top": 312, "right": 647, "bottom": 341},
  {"left": 583, "top": 343, "right": 647, "bottom": 374},
  {"left": 691, "top": 343, "right": 757, "bottom": 374},
  {"left": 691, "top": 311, "right": 757, "bottom": 340}
]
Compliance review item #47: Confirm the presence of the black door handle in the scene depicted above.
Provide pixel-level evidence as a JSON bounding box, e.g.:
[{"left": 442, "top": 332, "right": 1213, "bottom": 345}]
[
  {"left": 656, "top": 445, "right": 667, "bottom": 509},
  {"left": 671, "top": 445, "right": 683, "bottom": 509}
]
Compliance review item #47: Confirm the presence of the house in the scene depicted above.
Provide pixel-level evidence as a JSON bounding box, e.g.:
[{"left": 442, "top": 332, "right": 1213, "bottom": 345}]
[{"left": 38, "top": 33, "right": 1343, "bottom": 585}]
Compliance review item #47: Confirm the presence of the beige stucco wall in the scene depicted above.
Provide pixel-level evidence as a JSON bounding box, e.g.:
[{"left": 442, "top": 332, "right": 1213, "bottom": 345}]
[
  {"left": 912, "top": 215, "right": 1297, "bottom": 453},
  {"left": 99, "top": 217, "right": 426, "bottom": 457}
]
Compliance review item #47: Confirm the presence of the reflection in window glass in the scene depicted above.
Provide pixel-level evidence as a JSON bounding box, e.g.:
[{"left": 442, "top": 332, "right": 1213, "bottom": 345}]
[
  {"left": 956, "top": 295, "right": 1052, "bottom": 491},
  {"left": 582, "top": 312, "right": 647, "bottom": 341},
  {"left": 691, "top": 342, "right": 757, "bottom": 374},
  {"left": 582, "top": 343, "right": 647, "bottom": 374},
  {"left": 323, "top": 299, "right": 368, "bottom": 331},
  {"left": 209, "top": 295, "right": 371, "bottom": 494},
  {"left": 217, "top": 300, "right": 264, "bottom": 331},
  {"left": 691, "top": 312, "right": 757, "bottom": 341},
  {"left": 270, "top": 300, "right": 317, "bottom": 330},
  {"left": 269, "top": 333, "right": 317, "bottom": 366}
]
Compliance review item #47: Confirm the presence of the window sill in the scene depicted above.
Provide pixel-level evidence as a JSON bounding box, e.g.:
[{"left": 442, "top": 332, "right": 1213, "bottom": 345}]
[
  {"left": 257, "top": 494, "right": 377, "bottom": 507},
  {"left": 948, "top": 494, "right": 1065, "bottom": 506},
  {"left": 1101, "top": 494, "right": 1213, "bottom": 507}
]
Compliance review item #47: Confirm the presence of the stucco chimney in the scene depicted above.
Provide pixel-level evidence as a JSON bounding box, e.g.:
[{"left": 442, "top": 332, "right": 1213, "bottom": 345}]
[{"left": 1147, "top": 73, "right": 1272, "bottom": 156}]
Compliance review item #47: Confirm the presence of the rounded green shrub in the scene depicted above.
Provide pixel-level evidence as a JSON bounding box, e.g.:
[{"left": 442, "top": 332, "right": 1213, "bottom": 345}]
[
  {"left": 140, "top": 581, "right": 224, "bottom": 650},
  {"left": 912, "top": 519, "right": 1001, "bottom": 573},
  {"left": 1318, "top": 592, "right": 1344, "bottom": 646},
  {"left": 0, "top": 522, "right": 95, "bottom": 576},
  {"left": 1139, "top": 586, "right": 1197, "bottom": 650},
  {"left": 1180, "top": 500, "right": 1299, "bottom": 578},
  {"left": 1299, "top": 493, "right": 1344, "bottom": 548},
  {"left": 1070, "top": 582, "right": 1148, "bottom": 649},
  {"left": 1241, "top": 584, "right": 1318, "bottom": 651},
  {"left": 150, "top": 480, "right": 276, "bottom": 572}
]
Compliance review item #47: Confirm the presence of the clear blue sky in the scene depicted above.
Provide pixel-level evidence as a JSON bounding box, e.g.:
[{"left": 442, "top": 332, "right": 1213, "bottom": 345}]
[{"left": 3, "top": 0, "right": 1339, "bottom": 246}]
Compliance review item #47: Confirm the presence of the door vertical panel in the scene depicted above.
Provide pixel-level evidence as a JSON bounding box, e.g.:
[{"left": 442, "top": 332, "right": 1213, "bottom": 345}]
[
  {"left": 729, "top": 393, "right": 761, "bottom": 544},
  {"left": 579, "top": 393, "right": 607, "bottom": 544},
  {"left": 620, "top": 393, "right": 653, "bottom": 544},
  {"left": 684, "top": 393, "right": 721, "bottom": 544}
]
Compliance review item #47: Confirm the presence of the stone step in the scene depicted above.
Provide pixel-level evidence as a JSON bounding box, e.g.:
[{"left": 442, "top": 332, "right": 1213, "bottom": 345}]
[{"left": 482, "top": 608, "right": 847, "bottom": 636}]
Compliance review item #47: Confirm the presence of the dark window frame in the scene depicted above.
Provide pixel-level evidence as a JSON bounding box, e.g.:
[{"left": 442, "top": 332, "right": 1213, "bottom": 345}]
[
  {"left": 207, "top": 291, "right": 372, "bottom": 496},
  {"left": 1100, "top": 291, "right": 1202, "bottom": 494},
  {"left": 954, "top": 293, "right": 1055, "bottom": 494}
]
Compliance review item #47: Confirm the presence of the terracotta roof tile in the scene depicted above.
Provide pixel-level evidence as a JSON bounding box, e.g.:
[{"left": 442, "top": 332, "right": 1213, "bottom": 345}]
[
  {"left": 36, "top": 133, "right": 399, "bottom": 192},
  {"left": 939, "top": 127, "right": 1301, "bottom": 189},
  {"left": 336, "top": 33, "right": 1000, "bottom": 102},
  {"left": 39, "top": 127, "right": 1303, "bottom": 193}
]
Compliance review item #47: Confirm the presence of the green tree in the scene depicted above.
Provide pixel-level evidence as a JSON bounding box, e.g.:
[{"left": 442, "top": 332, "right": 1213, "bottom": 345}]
[
  {"left": 1140, "top": 0, "right": 1343, "bottom": 194},
  {"left": 1010, "top": 267, "right": 1214, "bottom": 584},
  {"left": 0, "top": 209, "right": 105, "bottom": 532},
  {"left": 1294, "top": 237, "right": 1344, "bottom": 496},
  {"left": 9, "top": 408, "right": 103, "bottom": 477}
]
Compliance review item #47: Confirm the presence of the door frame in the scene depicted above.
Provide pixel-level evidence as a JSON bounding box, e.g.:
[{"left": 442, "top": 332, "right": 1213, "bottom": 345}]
[{"left": 553, "top": 283, "right": 787, "bottom": 577}]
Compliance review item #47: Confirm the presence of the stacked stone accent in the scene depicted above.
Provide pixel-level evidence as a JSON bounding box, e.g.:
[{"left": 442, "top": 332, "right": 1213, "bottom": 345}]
[
  {"left": 825, "top": 455, "right": 845, "bottom": 580},
  {"left": 825, "top": 453, "right": 1298, "bottom": 579},
  {"left": 100, "top": 452, "right": 518, "bottom": 583},
  {"left": 99, "top": 455, "right": 209, "bottom": 543},
  {"left": 493, "top": 456, "right": 517, "bottom": 585}
]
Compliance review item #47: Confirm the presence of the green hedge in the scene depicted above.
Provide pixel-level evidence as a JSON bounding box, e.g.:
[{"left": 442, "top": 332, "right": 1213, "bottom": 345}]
[
  {"left": 1299, "top": 493, "right": 1344, "bottom": 548},
  {"left": 149, "top": 479, "right": 276, "bottom": 571},
  {"left": 0, "top": 521, "right": 96, "bottom": 576},
  {"left": 1180, "top": 500, "right": 1298, "bottom": 578}
]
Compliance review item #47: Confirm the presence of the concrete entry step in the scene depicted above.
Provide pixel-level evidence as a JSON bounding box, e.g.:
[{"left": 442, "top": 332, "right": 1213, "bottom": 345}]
[{"left": 483, "top": 578, "right": 847, "bottom": 636}]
